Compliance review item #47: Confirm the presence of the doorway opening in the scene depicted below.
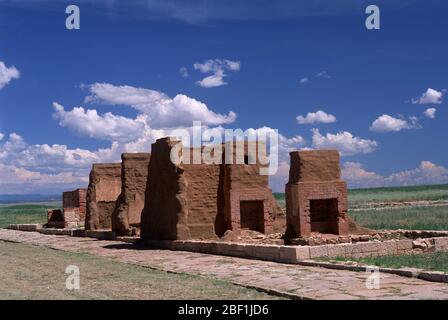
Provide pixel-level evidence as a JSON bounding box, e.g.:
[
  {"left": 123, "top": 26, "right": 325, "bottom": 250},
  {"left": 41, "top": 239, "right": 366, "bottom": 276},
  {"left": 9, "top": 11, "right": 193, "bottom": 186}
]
[
  {"left": 240, "top": 201, "right": 265, "bottom": 233},
  {"left": 309, "top": 198, "right": 338, "bottom": 234}
]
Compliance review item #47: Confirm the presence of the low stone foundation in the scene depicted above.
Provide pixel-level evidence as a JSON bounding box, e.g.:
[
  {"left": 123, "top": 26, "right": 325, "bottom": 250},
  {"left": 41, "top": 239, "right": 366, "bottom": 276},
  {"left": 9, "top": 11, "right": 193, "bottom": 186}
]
[
  {"left": 11, "top": 225, "right": 116, "bottom": 240},
  {"left": 7, "top": 224, "right": 42, "bottom": 232},
  {"left": 288, "top": 230, "right": 448, "bottom": 246},
  {"left": 141, "top": 235, "right": 448, "bottom": 262},
  {"left": 7, "top": 224, "right": 448, "bottom": 264}
]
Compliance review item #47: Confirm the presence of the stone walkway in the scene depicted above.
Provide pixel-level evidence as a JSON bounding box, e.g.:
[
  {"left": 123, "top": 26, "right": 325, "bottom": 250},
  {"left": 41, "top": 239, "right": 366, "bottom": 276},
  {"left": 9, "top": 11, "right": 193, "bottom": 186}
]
[{"left": 1, "top": 229, "right": 448, "bottom": 300}]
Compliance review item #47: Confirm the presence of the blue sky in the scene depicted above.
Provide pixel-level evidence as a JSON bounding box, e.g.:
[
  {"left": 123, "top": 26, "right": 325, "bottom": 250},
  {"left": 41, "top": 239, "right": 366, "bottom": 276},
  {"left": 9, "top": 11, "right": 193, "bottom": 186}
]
[{"left": 0, "top": 0, "right": 447, "bottom": 193}]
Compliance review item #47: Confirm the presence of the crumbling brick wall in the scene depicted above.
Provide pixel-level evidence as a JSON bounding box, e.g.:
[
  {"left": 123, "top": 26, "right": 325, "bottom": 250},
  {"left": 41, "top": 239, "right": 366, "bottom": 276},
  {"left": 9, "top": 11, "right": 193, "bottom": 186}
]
[
  {"left": 219, "top": 141, "right": 277, "bottom": 236},
  {"left": 182, "top": 163, "right": 222, "bottom": 238},
  {"left": 140, "top": 138, "right": 189, "bottom": 240},
  {"left": 140, "top": 138, "right": 222, "bottom": 240},
  {"left": 63, "top": 189, "right": 87, "bottom": 228},
  {"left": 85, "top": 163, "right": 122, "bottom": 230},
  {"left": 46, "top": 189, "right": 86, "bottom": 229},
  {"left": 285, "top": 150, "right": 349, "bottom": 238},
  {"left": 140, "top": 138, "right": 281, "bottom": 240},
  {"left": 112, "top": 153, "right": 150, "bottom": 236}
]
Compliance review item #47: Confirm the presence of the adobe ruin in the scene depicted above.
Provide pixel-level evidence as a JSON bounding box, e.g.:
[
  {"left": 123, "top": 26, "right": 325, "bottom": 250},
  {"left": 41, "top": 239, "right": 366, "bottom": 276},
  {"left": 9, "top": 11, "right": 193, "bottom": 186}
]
[
  {"left": 219, "top": 140, "right": 281, "bottom": 236},
  {"left": 140, "top": 137, "right": 281, "bottom": 241},
  {"left": 285, "top": 150, "right": 349, "bottom": 238},
  {"left": 46, "top": 209, "right": 64, "bottom": 229},
  {"left": 112, "top": 153, "right": 151, "bottom": 236},
  {"left": 85, "top": 163, "right": 122, "bottom": 230},
  {"left": 45, "top": 139, "right": 355, "bottom": 243},
  {"left": 63, "top": 188, "right": 87, "bottom": 228},
  {"left": 46, "top": 188, "right": 86, "bottom": 228}
]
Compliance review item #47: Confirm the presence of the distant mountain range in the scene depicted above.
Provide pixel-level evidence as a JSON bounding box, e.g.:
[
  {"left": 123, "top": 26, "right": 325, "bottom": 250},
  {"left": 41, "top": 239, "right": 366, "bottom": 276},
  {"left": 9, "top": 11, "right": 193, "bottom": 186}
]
[{"left": 0, "top": 194, "right": 62, "bottom": 204}]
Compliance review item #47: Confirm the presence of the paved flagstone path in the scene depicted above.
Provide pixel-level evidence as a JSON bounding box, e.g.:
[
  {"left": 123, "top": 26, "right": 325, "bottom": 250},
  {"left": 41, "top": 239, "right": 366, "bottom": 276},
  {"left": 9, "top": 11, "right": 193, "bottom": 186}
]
[{"left": 1, "top": 229, "right": 448, "bottom": 300}]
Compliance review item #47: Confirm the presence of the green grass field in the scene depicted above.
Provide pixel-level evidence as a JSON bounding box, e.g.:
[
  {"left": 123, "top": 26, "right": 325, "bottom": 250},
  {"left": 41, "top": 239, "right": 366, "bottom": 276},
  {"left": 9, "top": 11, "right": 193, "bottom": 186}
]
[
  {"left": 274, "top": 193, "right": 285, "bottom": 208},
  {"left": 349, "top": 205, "right": 448, "bottom": 230},
  {"left": 323, "top": 252, "right": 448, "bottom": 273},
  {"left": 0, "top": 202, "right": 60, "bottom": 228},
  {"left": 348, "top": 184, "right": 448, "bottom": 205},
  {"left": 275, "top": 184, "right": 448, "bottom": 207}
]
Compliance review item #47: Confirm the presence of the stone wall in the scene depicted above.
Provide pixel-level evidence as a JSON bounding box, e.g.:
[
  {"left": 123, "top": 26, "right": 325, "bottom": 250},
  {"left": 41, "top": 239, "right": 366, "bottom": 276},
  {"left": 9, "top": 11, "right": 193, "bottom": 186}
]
[
  {"left": 85, "top": 163, "right": 122, "bottom": 230},
  {"left": 112, "top": 153, "right": 151, "bottom": 236},
  {"left": 141, "top": 236, "right": 448, "bottom": 264}
]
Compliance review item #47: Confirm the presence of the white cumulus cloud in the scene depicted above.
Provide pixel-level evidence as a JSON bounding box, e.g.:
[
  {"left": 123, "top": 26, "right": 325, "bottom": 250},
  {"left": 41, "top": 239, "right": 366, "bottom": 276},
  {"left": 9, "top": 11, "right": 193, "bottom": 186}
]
[
  {"left": 343, "top": 161, "right": 448, "bottom": 188},
  {"left": 297, "top": 110, "right": 336, "bottom": 125},
  {"left": 342, "top": 162, "right": 384, "bottom": 187},
  {"left": 387, "top": 161, "right": 448, "bottom": 186},
  {"left": 423, "top": 108, "right": 437, "bottom": 119},
  {"left": 369, "top": 114, "right": 419, "bottom": 133},
  {"left": 85, "top": 83, "right": 236, "bottom": 128},
  {"left": 311, "top": 128, "right": 377, "bottom": 156},
  {"left": 0, "top": 163, "right": 89, "bottom": 194},
  {"left": 0, "top": 132, "right": 101, "bottom": 174},
  {"left": 52, "top": 102, "right": 147, "bottom": 143},
  {"left": 193, "top": 59, "right": 241, "bottom": 88},
  {"left": 412, "top": 88, "right": 443, "bottom": 105},
  {"left": 0, "top": 61, "right": 20, "bottom": 89}
]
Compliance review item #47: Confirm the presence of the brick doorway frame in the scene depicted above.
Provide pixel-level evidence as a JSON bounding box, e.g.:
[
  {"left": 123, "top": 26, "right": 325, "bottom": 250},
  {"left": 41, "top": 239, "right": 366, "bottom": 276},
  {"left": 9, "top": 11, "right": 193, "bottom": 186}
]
[{"left": 227, "top": 188, "right": 274, "bottom": 234}]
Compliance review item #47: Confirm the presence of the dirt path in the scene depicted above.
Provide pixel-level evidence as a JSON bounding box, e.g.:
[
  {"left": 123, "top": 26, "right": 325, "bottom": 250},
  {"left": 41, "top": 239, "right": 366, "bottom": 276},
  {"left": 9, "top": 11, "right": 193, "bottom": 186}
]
[{"left": 1, "top": 229, "right": 448, "bottom": 300}]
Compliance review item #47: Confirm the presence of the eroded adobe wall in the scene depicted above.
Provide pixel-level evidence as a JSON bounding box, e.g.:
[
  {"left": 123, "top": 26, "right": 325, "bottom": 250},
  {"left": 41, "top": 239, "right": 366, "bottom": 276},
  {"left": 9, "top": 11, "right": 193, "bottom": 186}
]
[
  {"left": 112, "top": 153, "right": 150, "bottom": 236},
  {"left": 141, "top": 138, "right": 283, "bottom": 240},
  {"left": 141, "top": 138, "right": 222, "bottom": 240},
  {"left": 286, "top": 150, "right": 350, "bottom": 238},
  {"left": 288, "top": 150, "right": 341, "bottom": 183},
  {"left": 223, "top": 141, "right": 270, "bottom": 188},
  {"left": 63, "top": 189, "right": 87, "bottom": 228},
  {"left": 182, "top": 162, "right": 221, "bottom": 239},
  {"left": 141, "top": 138, "right": 186, "bottom": 240},
  {"left": 221, "top": 141, "right": 279, "bottom": 235},
  {"left": 85, "top": 163, "right": 121, "bottom": 230}
]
